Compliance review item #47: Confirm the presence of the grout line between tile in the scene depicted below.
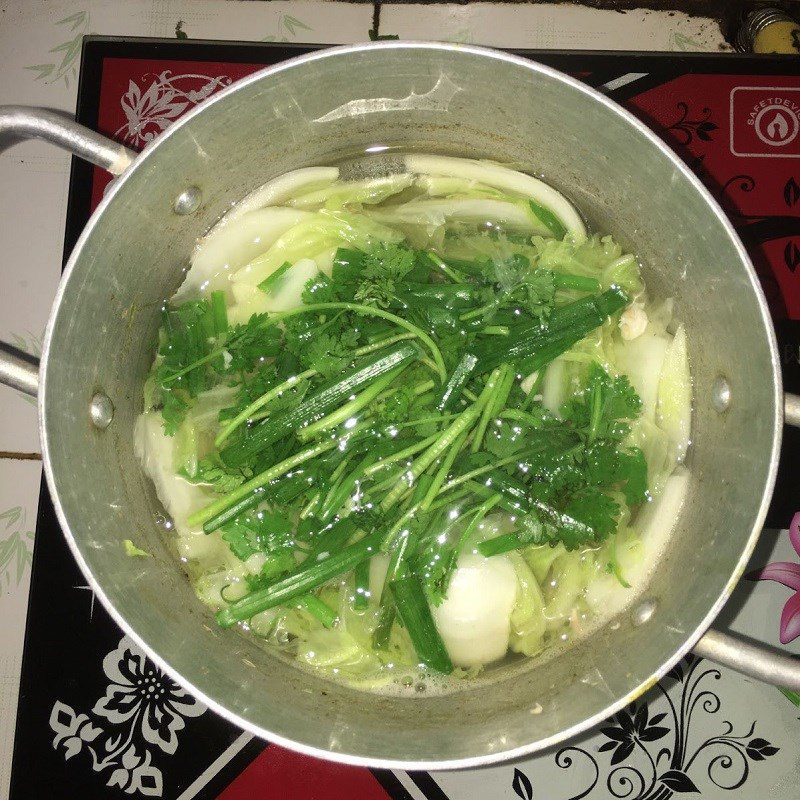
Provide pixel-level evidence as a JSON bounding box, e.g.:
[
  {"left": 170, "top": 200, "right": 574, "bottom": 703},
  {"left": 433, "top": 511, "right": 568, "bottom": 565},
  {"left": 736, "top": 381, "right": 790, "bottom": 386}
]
[
  {"left": 0, "top": 452, "right": 42, "bottom": 461},
  {"left": 371, "top": 0, "right": 381, "bottom": 39}
]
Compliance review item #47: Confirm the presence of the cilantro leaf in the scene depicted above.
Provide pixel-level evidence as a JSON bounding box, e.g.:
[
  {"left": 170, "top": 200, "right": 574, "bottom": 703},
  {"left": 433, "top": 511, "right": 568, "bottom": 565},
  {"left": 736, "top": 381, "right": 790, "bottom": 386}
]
[
  {"left": 282, "top": 315, "right": 318, "bottom": 359},
  {"left": 331, "top": 248, "right": 365, "bottom": 292},
  {"left": 303, "top": 329, "right": 360, "bottom": 378},
  {"left": 244, "top": 551, "right": 297, "bottom": 591},
  {"left": 160, "top": 388, "right": 190, "bottom": 436},
  {"left": 584, "top": 440, "right": 620, "bottom": 486},
  {"left": 153, "top": 299, "right": 223, "bottom": 434},
  {"left": 563, "top": 363, "right": 641, "bottom": 442},
  {"left": 183, "top": 458, "right": 249, "bottom": 494},
  {"left": 363, "top": 241, "right": 417, "bottom": 281},
  {"left": 323, "top": 243, "right": 434, "bottom": 309},
  {"left": 563, "top": 487, "right": 620, "bottom": 543},
  {"left": 614, "top": 447, "right": 648, "bottom": 505},
  {"left": 224, "top": 315, "right": 282, "bottom": 374},
  {"left": 302, "top": 272, "right": 337, "bottom": 305},
  {"left": 220, "top": 510, "right": 294, "bottom": 561},
  {"left": 483, "top": 253, "right": 555, "bottom": 322}
]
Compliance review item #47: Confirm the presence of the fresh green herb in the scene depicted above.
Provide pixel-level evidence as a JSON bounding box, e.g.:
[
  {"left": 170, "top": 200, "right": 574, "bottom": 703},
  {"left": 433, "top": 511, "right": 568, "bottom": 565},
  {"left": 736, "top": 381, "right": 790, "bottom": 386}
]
[
  {"left": 553, "top": 272, "right": 601, "bottom": 293},
  {"left": 190, "top": 438, "right": 339, "bottom": 529},
  {"left": 295, "top": 594, "right": 338, "bottom": 627},
  {"left": 529, "top": 199, "right": 567, "bottom": 240},
  {"left": 352, "top": 558, "right": 371, "bottom": 611},
  {"left": 220, "top": 344, "right": 417, "bottom": 467},
  {"left": 258, "top": 261, "right": 292, "bottom": 294},
  {"left": 216, "top": 531, "right": 381, "bottom": 628},
  {"left": 183, "top": 458, "right": 249, "bottom": 494},
  {"left": 224, "top": 314, "right": 283, "bottom": 375},
  {"left": 391, "top": 572, "right": 453, "bottom": 674},
  {"left": 220, "top": 510, "right": 294, "bottom": 561},
  {"left": 303, "top": 329, "right": 360, "bottom": 378},
  {"left": 563, "top": 362, "right": 642, "bottom": 442},
  {"left": 437, "top": 353, "right": 477, "bottom": 412},
  {"left": 142, "top": 180, "right": 656, "bottom": 681}
]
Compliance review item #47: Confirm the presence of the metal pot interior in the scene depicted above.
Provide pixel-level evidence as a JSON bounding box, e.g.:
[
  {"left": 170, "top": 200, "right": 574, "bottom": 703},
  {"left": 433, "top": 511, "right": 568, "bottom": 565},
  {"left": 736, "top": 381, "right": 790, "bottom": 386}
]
[{"left": 40, "top": 43, "right": 781, "bottom": 768}]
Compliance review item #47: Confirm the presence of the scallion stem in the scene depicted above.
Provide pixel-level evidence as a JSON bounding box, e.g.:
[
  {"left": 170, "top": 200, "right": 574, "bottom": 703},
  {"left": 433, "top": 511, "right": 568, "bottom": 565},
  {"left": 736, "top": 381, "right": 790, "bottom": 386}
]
[
  {"left": 471, "top": 363, "right": 513, "bottom": 454},
  {"left": 216, "top": 531, "right": 382, "bottom": 628},
  {"left": 381, "top": 367, "right": 503, "bottom": 511},
  {"left": 189, "top": 438, "right": 338, "bottom": 528},
  {"left": 420, "top": 430, "right": 468, "bottom": 511},
  {"left": 299, "top": 366, "right": 405, "bottom": 442},
  {"left": 477, "top": 532, "right": 523, "bottom": 557},
  {"left": 553, "top": 272, "right": 601, "bottom": 292},
  {"left": 460, "top": 300, "right": 497, "bottom": 322},
  {"left": 499, "top": 408, "right": 544, "bottom": 427},
  {"left": 215, "top": 368, "right": 317, "bottom": 447},
  {"left": 295, "top": 594, "right": 338, "bottom": 627},
  {"left": 211, "top": 290, "right": 228, "bottom": 334},
  {"left": 363, "top": 431, "right": 441, "bottom": 478},
  {"left": 352, "top": 559, "right": 371, "bottom": 611},
  {"left": 390, "top": 574, "right": 453, "bottom": 674}
]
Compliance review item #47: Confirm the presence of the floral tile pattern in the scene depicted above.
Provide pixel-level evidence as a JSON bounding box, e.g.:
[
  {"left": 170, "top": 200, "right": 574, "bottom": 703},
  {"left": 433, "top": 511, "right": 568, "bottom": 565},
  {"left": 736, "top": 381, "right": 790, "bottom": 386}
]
[
  {"left": 427, "top": 651, "right": 798, "bottom": 800},
  {"left": 523, "top": 655, "right": 783, "bottom": 799},
  {"left": 116, "top": 71, "right": 233, "bottom": 147}
]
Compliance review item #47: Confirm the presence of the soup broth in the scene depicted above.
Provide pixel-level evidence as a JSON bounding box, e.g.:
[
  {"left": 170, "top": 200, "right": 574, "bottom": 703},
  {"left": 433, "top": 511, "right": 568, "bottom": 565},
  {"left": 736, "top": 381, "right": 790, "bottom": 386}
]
[{"left": 135, "top": 154, "right": 692, "bottom": 691}]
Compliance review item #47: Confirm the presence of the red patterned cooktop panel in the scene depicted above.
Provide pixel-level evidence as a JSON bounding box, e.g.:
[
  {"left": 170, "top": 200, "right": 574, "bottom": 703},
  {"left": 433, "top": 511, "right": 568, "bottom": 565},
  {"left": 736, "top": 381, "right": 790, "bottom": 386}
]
[
  {"left": 627, "top": 73, "right": 800, "bottom": 319},
  {"left": 217, "top": 745, "right": 395, "bottom": 800}
]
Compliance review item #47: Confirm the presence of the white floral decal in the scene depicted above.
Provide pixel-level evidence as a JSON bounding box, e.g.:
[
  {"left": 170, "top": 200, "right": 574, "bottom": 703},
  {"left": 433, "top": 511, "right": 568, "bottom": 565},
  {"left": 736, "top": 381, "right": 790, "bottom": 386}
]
[
  {"left": 49, "top": 635, "right": 205, "bottom": 797},
  {"left": 116, "top": 71, "right": 232, "bottom": 148}
]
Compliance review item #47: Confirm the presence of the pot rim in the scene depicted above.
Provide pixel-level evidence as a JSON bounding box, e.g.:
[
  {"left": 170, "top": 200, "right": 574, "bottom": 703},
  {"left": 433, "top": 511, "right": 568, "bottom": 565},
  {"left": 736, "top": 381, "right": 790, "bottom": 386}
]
[{"left": 38, "top": 40, "right": 784, "bottom": 770}]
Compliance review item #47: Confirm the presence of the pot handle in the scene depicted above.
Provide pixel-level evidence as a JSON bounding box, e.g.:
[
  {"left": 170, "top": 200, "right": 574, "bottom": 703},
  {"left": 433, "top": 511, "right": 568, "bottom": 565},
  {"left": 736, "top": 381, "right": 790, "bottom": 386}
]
[
  {"left": 0, "top": 343, "right": 39, "bottom": 398},
  {"left": 0, "top": 106, "right": 137, "bottom": 398},
  {"left": 786, "top": 392, "right": 800, "bottom": 428},
  {"left": 692, "top": 390, "right": 800, "bottom": 688},
  {"left": 695, "top": 629, "right": 800, "bottom": 690},
  {"left": 0, "top": 105, "right": 135, "bottom": 176}
]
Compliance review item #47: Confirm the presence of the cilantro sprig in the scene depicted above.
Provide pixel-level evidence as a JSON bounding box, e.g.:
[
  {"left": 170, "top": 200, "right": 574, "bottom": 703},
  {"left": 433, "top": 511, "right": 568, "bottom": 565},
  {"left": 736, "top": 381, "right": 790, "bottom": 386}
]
[{"left": 147, "top": 232, "right": 639, "bottom": 673}]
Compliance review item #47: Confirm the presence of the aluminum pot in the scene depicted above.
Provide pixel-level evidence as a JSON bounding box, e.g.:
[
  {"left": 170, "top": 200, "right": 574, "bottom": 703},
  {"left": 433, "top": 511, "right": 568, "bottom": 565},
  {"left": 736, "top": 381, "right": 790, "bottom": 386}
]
[{"left": 1, "top": 42, "right": 799, "bottom": 770}]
